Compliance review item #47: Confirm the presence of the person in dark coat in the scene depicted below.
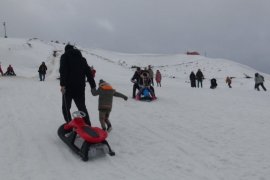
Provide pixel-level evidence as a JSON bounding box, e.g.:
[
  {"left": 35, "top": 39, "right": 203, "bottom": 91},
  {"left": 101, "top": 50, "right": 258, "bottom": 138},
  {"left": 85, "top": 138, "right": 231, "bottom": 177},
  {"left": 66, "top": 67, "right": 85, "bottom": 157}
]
[
  {"left": 254, "top": 73, "right": 267, "bottom": 91},
  {"left": 59, "top": 44, "right": 96, "bottom": 126},
  {"left": 210, "top": 78, "right": 217, "bottom": 89},
  {"left": 189, "top": 71, "right": 196, "bottom": 88},
  {"left": 131, "top": 67, "right": 142, "bottom": 98},
  {"left": 38, "top": 62, "right": 47, "bottom": 81},
  {"left": 196, "top": 69, "right": 204, "bottom": 88},
  {"left": 148, "top": 65, "right": 154, "bottom": 86}
]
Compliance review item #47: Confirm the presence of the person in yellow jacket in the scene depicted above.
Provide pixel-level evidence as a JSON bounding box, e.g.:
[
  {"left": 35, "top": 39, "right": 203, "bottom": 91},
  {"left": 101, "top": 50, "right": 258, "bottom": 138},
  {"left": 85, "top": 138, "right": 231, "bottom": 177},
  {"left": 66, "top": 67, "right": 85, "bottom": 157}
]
[{"left": 91, "top": 79, "right": 128, "bottom": 132}]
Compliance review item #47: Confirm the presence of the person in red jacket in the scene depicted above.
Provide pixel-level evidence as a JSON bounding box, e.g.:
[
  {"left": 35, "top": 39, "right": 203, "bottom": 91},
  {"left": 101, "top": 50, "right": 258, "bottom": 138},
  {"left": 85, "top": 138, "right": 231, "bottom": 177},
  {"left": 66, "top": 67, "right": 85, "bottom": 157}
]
[
  {"left": 4, "top": 64, "right": 16, "bottom": 76},
  {"left": 155, "top": 70, "right": 162, "bottom": 87}
]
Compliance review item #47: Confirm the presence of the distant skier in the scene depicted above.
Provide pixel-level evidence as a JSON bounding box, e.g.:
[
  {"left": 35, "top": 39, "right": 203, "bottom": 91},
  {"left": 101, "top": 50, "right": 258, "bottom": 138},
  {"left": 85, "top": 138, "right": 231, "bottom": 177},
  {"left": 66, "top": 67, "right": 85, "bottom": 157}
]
[
  {"left": 91, "top": 79, "right": 128, "bottom": 132},
  {"left": 59, "top": 44, "right": 96, "bottom": 126},
  {"left": 155, "top": 70, "right": 162, "bottom": 87},
  {"left": 254, "top": 73, "right": 267, "bottom": 91},
  {"left": 189, "top": 71, "right": 196, "bottom": 88},
  {"left": 4, "top": 64, "right": 16, "bottom": 76},
  {"left": 225, "top": 76, "right": 232, "bottom": 88},
  {"left": 196, "top": 69, "right": 204, "bottom": 88},
  {"left": 38, "top": 62, "right": 47, "bottom": 81}
]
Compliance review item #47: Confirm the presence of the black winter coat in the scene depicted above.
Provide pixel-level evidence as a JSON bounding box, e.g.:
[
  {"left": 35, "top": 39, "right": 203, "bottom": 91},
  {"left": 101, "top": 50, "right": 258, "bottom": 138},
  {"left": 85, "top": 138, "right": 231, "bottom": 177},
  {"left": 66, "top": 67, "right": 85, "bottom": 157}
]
[
  {"left": 190, "top": 72, "right": 196, "bottom": 81},
  {"left": 196, "top": 71, "right": 204, "bottom": 81},
  {"left": 38, "top": 64, "right": 47, "bottom": 74},
  {"left": 59, "top": 49, "right": 96, "bottom": 97},
  {"left": 131, "top": 71, "right": 142, "bottom": 85}
]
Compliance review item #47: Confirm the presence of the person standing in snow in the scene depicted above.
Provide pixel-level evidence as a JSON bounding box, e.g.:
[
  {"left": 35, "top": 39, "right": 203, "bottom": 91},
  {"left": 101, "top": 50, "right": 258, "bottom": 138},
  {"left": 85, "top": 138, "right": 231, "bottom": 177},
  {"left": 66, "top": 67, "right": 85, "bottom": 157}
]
[
  {"left": 155, "top": 70, "right": 162, "bottom": 87},
  {"left": 196, "top": 69, "right": 204, "bottom": 88},
  {"left": 0, "top": 62, "right": 3, "bottom": 76},
  {"left": 59, "top": 44, "right": 96, "bottom": 126},
  {"left": 254, "top": 73, "right": 267, "bottom": 91},
  {"left": 91, "top": 79, "right": 128, "bottom": 132},
  {"left": 148, "top": 65, "right": 154, "bottom": 86},
  {"left": 131, "top": 67, "right": 142, "bottom": 98},
  {"left": 225, "top": 76, "right": 232, "bottom": 88},
  {"left": 189, "top": 71, "right": 196, "bottom": 88},
  {"left": 38, "top": 61, "right": 47, "bottom": 81}
]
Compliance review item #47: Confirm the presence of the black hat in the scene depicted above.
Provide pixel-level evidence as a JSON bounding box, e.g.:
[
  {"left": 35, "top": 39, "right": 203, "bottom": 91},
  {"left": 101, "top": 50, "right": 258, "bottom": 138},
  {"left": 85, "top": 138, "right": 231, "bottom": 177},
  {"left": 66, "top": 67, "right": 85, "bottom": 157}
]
[{"left": 64, "top": 44, "right": 74, "bottom": 52}]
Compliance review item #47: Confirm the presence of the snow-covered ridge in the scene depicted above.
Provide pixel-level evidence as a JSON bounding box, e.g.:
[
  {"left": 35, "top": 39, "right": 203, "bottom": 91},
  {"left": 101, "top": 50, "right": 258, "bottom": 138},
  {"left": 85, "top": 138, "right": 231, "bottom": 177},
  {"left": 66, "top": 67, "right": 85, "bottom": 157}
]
[{"left": 1, "top": 37, "right": 267, "bottom": 80}]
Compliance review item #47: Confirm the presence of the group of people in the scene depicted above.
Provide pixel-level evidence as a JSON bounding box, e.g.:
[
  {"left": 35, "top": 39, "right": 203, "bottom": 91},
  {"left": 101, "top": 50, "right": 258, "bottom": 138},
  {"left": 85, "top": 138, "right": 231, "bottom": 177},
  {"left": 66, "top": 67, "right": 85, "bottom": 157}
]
[
  {"left": 130, "top": 65, "right": 161, "bottom": 100},
  {"left": 0, "top": 63, "right": 16, "bottom": 76},
  {"left": 59, "top": 44, "right": 127, "bottom": 132},
  {"left": 189, "top": 69, "right": 204, "bottom": 88},
  {"left": 189, "top": 69, "right": 267, "bottom": 91}
]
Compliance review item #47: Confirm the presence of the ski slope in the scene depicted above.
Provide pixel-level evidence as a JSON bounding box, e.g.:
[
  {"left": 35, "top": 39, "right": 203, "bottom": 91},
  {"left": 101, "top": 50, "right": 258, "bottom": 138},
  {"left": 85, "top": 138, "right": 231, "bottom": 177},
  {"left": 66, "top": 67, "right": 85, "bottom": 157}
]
[{"left": 0, "top": 37, "right": 270, "bottom": 180}]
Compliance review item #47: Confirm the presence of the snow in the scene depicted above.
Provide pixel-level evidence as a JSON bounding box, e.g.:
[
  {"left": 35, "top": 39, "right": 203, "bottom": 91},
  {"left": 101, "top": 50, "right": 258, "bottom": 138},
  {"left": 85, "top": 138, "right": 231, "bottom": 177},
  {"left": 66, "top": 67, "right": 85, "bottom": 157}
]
[{"left": 0, "top": 37, "right": 270, "bottom": 180}]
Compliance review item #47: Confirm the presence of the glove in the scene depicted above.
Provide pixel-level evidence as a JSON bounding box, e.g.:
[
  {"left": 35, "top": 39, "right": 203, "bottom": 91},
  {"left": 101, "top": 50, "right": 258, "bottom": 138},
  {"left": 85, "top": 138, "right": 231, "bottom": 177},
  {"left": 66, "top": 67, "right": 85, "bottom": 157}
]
[
  {"left": 60, "top": 86, "right": 66, "bottom": 94},
  {"left": 91, "top": 88, "right": 97, "bottom": 95},
  {"left": 124, "top": 96, "right": 128, "bottom": 101}
]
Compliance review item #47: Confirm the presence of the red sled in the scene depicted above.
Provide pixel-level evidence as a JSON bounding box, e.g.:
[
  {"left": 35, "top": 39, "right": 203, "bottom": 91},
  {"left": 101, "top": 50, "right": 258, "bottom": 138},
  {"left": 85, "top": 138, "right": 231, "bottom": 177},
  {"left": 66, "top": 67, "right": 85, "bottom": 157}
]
[{"left": 58, "top": 111, "right": 115, "bottom": 161}]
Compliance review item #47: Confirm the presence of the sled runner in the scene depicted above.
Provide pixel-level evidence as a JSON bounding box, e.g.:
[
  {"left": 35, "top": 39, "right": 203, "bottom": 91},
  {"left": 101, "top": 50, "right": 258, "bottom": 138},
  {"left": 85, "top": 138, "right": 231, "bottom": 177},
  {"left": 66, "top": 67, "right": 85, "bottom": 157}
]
[{"left": 58, "top": 111, "right": 115, "bottom": 161}]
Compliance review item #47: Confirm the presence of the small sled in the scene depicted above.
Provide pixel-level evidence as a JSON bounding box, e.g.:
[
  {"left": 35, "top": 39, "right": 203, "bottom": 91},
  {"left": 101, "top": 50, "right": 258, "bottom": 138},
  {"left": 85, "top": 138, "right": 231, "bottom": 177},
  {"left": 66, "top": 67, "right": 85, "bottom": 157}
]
[
  {"left": 58, "top": 111, "right": 115, "bottom": 161},
  {"left": 136, "top": 87, "right": 156, "bottom": 102}
]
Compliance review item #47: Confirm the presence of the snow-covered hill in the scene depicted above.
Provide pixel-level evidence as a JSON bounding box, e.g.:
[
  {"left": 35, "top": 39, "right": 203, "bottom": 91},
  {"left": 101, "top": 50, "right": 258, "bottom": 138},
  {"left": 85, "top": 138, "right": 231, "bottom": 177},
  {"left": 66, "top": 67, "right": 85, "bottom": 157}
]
[{"left": 0, "top": 37, "right": 270, "bottom": 180}]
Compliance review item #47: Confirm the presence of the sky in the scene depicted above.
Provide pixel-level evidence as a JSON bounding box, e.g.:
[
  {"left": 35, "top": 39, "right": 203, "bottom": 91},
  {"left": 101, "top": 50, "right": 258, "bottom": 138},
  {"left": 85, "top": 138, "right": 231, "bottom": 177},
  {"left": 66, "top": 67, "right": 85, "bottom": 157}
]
[{"left": 0, "top": 0, "right": 270, "bottom": 74}]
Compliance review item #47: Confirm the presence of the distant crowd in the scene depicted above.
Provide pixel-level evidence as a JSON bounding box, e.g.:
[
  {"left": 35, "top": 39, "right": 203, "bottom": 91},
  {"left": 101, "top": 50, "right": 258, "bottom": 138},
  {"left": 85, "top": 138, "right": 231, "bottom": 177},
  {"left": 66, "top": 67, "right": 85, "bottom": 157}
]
[{"left": 189, "top": 69, "right": 267, "bottom": 91}]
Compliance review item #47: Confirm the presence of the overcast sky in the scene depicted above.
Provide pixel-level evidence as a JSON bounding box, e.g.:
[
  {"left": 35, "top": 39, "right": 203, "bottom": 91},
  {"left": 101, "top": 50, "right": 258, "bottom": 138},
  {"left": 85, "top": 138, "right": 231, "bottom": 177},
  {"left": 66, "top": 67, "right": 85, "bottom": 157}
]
[{"left": 1, "top": 0, "right": 270, "bottom": 73}]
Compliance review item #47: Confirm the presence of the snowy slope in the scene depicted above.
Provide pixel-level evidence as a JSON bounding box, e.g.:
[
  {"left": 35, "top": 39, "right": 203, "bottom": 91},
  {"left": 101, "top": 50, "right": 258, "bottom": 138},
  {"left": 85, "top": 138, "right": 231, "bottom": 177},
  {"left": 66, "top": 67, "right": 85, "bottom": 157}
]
[{"left": 0, "top": 37, "right": 270, "bottom": 180}]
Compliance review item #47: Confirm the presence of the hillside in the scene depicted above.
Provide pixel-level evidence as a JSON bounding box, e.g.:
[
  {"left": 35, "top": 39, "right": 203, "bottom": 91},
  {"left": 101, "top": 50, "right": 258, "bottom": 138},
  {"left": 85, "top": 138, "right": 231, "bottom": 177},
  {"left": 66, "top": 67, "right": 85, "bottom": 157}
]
[{"left": 0, "top": 37, "right": 270, "bottom": 180}]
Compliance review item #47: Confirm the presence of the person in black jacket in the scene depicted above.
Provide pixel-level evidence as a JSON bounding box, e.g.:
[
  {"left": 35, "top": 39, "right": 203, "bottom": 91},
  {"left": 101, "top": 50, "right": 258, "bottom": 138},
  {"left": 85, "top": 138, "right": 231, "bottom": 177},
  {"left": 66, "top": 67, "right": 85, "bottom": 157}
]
[
  {"left": 189, "top": 71, "right": 196, "bottom": 88},
  {"left": 131, "top": 67, "right": 142, "bottom": 98},
  {"left": 38, "top": 62, "right": 47, "bottom": 81},
  {"left": 59, "top": 44, "right": 96, "bottom": 126},
  {"left": 196, "top": 69, "right": 204, "bottom": 88}
]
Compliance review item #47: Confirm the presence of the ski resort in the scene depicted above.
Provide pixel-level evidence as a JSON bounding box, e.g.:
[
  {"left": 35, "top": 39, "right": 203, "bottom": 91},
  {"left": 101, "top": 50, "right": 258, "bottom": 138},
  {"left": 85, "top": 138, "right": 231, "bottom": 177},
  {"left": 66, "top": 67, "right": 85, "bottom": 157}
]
[{"left": 0, "top": 37, "right": 270, "bottom": 180}]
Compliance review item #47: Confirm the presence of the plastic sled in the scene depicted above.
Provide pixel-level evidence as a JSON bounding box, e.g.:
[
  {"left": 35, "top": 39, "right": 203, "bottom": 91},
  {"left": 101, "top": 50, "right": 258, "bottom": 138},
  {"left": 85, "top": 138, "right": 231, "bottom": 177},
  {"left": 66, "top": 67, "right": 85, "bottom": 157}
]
[
  {"left": 58, "top": 111, "right": 115, "bottom": 161},
  {"left": 136, "top": 87, "right": 156, "bottom": 101}
]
